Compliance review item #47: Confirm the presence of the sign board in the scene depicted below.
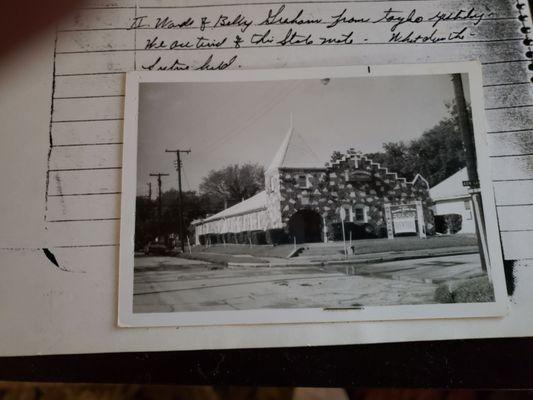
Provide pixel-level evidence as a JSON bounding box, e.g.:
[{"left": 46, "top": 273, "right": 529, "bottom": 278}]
[
  {"left": 463, "top": 180, "right": 480, "bottom": 188},
  {"left": 339, "top": 207, "right": 346, "bottom": 221},
  {"left": 391, "top": 206, "right": 417, "bottom": 234},
  {"left": 348, "top": 170, "right": 373, "bottom": 182},
  {"left": 393, "top": 215, "right": 417, "bottom": 234}
]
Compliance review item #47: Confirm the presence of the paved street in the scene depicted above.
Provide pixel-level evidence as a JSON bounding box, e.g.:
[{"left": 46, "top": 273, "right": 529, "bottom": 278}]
[{"left": 132, "top": 253, "right": 484, "bottom": 313}]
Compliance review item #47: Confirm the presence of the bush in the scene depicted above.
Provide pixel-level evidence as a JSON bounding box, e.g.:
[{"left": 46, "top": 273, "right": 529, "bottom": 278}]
[
  {"left": 207, "top": 233, "right": 218, "bottom": 244},
  {"left": 250, "top": 230, "right": 267, "bottom": 245},
  {"left": 434, "top": 277, "right": 494, "bottom": 304},
  {"left": 266, "top": 228, "right": 289, "bottom": 245},
  {"left": 376, "top": 225, "right": 388, "bottom": 238},
  {"left": 435, "top": 214, "right": 463, "bottom": 234},
  {"left": 226, "top": 232, "right": 235, "bottom": 244},
  {"left": 198, "top": 234, "right": 206, "bottom": 245},
  {"left": 434, "top": 284, "right": 454, "bottom": 303},
  {"left": 453, "top": 277, "right": 495, "bottom": 303},
  {"left": 240, "top": 231, "right": 251, "bottom": 244},
  {"left": 330, "top": 222, "right": 377, "bottom": 241}
]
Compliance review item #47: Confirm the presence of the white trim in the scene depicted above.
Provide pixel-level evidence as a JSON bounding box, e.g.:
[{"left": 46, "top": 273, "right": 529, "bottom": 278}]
[{"left": 119, "top": 62, "right": 508, "bottom": 328}]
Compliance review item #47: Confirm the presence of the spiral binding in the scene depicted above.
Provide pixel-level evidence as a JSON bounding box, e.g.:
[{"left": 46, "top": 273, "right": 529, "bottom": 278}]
[{"left": 516, "top": 1, "right": 533, "bottom": 82}]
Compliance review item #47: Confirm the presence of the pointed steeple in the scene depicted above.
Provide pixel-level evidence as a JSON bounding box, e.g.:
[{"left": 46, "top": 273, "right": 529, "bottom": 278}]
[
  {"left": 266, "top": 117, "right": 294, "bottom": 174},
  {"left": 266, "top": 114, "right": 322, "bottom": 174}
]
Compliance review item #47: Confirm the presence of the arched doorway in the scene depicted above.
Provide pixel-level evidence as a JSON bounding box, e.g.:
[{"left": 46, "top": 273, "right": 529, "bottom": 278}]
[{"left": 288, "top": 210, "right": 323, "bottom": 243}]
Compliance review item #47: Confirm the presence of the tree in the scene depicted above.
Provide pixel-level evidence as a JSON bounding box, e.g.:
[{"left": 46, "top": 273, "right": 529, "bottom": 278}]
[
  {"left": 364, "top": 102, "right": 470, "bottom": 187},
  {"left": 135, "top": 190, "right": 211, "bottom": 247},
  {"left": 199, "top": 163, "right": 265, "bottom": 211}
]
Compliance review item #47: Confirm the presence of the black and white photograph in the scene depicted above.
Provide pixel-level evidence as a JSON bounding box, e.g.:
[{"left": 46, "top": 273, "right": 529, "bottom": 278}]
[{"left": 119, "top": 64, "right": 507, "bottom": 327}]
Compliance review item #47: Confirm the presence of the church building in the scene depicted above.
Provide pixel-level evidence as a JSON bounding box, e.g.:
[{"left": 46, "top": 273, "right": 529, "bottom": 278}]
[{"left": 192, "top": 125, "right": 434, "bottom": 245}]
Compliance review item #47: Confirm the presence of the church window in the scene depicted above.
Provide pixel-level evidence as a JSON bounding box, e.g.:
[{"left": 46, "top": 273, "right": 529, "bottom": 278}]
[
  {"left": 354, "top": 205, "right": 368, "bottom": 223},
  {"left": 297, "top": 175, "right": 309, "bottom": 188},
  {"left": 355, "top": 207, "right": 364, "bottom": 222}
]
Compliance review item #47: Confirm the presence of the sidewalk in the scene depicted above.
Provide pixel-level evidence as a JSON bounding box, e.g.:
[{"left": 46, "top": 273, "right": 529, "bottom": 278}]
[{"left": 183, "top": 245, "right": 478, "bottom": 268}]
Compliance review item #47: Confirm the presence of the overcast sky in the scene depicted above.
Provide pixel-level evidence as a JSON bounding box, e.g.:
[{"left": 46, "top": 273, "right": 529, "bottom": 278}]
[{"left": 137, "top": 74, "right": 458, "bottom": 195}]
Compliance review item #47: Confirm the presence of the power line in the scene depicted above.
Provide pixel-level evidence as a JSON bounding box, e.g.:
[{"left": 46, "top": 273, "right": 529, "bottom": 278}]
[
  {"left": 165, "top": 149, "right": 191, "bottom": 252},
  {"left": 149, "top": 173, "right": 169, "bottom": 223},
  {"left": 201, "top": 81, "right": 305, "bottom": 155}
]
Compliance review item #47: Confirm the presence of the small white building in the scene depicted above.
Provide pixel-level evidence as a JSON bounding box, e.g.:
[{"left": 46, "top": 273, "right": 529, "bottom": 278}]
[{"left": 429, "top": 167, "right": 476, "bottom": 234}]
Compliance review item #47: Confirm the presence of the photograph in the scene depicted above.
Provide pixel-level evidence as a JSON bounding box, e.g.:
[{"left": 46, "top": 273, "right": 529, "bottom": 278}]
[{"left": 119, "top": 64, "right": 507, "bottom": 327}]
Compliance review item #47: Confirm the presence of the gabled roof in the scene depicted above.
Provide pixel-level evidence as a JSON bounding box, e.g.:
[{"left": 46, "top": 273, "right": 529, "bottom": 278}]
[
  {"left": 200, "top": 190, "right": 267, "bottom": 223},
  {"left": 266, "top": 123, "right": 323, "bottom": 173},
  {"left": 429, "top": 167, "right": 469, "bottom": 201}
]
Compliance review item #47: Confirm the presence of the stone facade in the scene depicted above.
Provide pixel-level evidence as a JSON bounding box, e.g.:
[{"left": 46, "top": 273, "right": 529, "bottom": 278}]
[{"left": 266, "top": 149, "right": 433, "bottom": 241}]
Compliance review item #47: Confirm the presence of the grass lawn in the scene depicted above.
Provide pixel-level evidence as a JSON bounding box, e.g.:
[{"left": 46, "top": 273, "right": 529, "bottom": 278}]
[
  {"left": 181, "top": 252, "right": 270, "bottom": 265},
  {"left": 190, "top": 243, "right": 294, "bottom": 258},
  {"left": 350, "top": 234, "right": 478, "bottom": 254},
  {"left": 191, "top": 234, "right": 479, "bottom": 259}
]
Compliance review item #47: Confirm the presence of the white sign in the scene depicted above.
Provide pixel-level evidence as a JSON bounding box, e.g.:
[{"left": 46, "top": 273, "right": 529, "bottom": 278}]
[
  {"left": 393, "top": 217, "right": 417, "bottom": 234},
  {"left": 339, "top": 207, "right": 346, "bottom": 221}
]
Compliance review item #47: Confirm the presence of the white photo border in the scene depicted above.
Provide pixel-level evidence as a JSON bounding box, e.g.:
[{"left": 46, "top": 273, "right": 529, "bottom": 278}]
[{"left": 119, "top": 62, "right": 508, "bottom": 328}]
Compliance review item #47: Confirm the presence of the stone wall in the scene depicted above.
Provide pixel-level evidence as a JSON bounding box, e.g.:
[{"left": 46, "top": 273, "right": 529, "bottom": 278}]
[{"left": 278, "top": 151, "right": 434, "bottom": 240}]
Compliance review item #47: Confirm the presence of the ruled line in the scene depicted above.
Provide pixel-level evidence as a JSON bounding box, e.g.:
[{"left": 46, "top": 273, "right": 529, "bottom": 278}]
[
  {"left": 498, "top": 203, "right": 533, "bottom": 208},
  {"left": 77, "top": 0, "right": 502, "bottom": 10},
  {"left": 490, "top": 152, "right": 533, "bottom": 158},
  {"left": 48, "top": 192, "right": 122, "bottom": 197},
  {"left": 52, "top": 142, "right": 123, "bottom": 147},
  {"left": 52, "top": 244, "right": 119, "bottom": 248},
  {"left": 54, "top": 94, "right": 125, "bottom": 100},
  {"left": 485, "top": 104, "right": 533, "bottom": 110},
  {"left": 483, "top": 81, "right": 532, "bottom": 88},
  {"left": 481, "top": 59, "right": 531, "bottom": 65},
  {"left": 57, "top": 17, "right": 519, "bottom": 33},
  {"left": 56, "top": 71, "right": 125, "bottom": 77},
  {"left": 48, "top": 218, "right": 121, "bottom": 223},
  {"left": 52, "top": 118, "right": 124, "bottom": 123},
  {"left": 48, "top": 166, "right": 122, "bottom": 172},
  {"left": 487, "top": 128, "right": 533, "bottom": 134},
  {"left": 55, "top": 38, "right": 524, "bottom": 54},
  {"left": 493, "top": 178, "right": 533, "bottom": 182}
]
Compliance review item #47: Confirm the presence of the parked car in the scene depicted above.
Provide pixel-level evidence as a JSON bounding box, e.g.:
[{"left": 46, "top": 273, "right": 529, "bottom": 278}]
[{"left": 143, "top": 242, "right": 170, "bottom": 256}]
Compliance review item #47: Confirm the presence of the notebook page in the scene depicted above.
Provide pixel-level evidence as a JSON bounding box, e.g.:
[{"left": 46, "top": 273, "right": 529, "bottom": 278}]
[
  {"left": 46, "top": 0, "right": 533, "bottom": 260},
  {"left": 1, "top": 0, "right": 532, "bottom": 355}
]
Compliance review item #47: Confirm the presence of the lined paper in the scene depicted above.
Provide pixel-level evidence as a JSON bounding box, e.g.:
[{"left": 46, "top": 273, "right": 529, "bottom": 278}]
[{"left": 45, "top": 0, "right": 533, "bottom": 260}]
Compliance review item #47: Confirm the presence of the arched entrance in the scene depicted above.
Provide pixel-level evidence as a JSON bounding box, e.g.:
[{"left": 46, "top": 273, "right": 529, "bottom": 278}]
[{"left": 288, "top": 210, "right": 323, "bottom": 243}]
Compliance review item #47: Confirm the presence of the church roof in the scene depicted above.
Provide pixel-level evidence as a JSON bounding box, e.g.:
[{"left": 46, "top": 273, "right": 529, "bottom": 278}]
[
  {"left": 266, "top": 123, "right": 323, "bottom": 173},
  {"left": 429, "top": 167, "right": 469, "bottom": 201},
  {"left": 200, "top": 190, "right": 267, "bottom": 223}
]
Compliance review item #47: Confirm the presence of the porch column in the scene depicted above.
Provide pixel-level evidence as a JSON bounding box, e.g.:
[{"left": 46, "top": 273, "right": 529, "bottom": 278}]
[
  {"left": 384, "top": 203, "right": 394, "bottom": 239},
  {"left": 415, "top": 200, "right": 426, "bottom": 238}
]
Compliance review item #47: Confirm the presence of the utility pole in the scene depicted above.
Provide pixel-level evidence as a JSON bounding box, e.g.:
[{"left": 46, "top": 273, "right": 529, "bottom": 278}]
[
  {"left": 149, "top": 173, "right": 169, "bottom": 223},
  {"left": 147, "top": 182, "right": 152, "bottom": 200},
  {"left": 165, "top": 149, "right": 191, "bottom": 252},
  {"left": 452, "top": 74, "right": 487, "bottom": 272}
]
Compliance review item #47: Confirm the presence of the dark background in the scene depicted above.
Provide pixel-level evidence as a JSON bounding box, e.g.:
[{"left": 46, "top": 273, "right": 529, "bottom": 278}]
[{"left": 1, "top": 337, "right": 533, "bottom": 388}]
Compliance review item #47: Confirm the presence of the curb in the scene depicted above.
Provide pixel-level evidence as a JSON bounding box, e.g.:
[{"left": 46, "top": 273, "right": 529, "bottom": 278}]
[{"left": 227, "top": 250, "right": 479, "bottom": 268}]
